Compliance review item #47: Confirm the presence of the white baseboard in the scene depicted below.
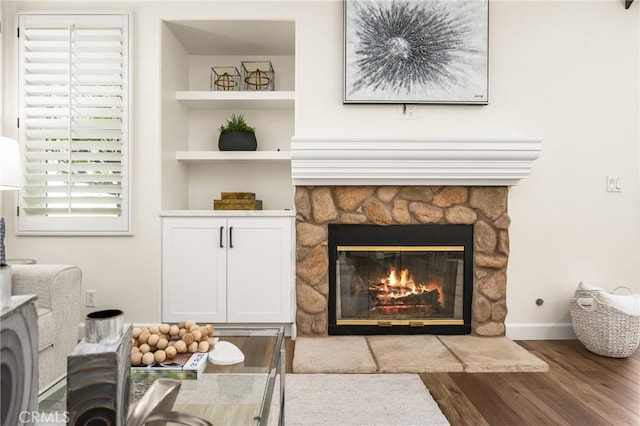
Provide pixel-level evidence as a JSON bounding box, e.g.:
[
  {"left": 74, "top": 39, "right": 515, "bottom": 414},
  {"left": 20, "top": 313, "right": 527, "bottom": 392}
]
[{"left": 505, "top": 322, "right": 577, "bottom": 340}]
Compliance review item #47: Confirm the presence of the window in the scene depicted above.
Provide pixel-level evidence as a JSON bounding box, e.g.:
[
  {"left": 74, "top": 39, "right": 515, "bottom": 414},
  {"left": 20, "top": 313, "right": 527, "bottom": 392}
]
[{"left": 17, "top": 13, "right": 130, "bottom": 234}]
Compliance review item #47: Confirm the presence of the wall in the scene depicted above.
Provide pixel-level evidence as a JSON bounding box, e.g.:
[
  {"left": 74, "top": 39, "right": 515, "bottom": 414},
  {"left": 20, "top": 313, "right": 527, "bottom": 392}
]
[{"left": 2, "top": 1, "right": 638, "bottom": 338}]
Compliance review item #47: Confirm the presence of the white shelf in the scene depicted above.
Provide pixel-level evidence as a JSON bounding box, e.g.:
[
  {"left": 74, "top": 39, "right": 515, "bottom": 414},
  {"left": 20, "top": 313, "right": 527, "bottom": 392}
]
[
  {"left": 176, "top": 91, "right": 295, "bottom": 109},
  {"left": 176, "top": 151, "right": 291, "bottom": 162}
]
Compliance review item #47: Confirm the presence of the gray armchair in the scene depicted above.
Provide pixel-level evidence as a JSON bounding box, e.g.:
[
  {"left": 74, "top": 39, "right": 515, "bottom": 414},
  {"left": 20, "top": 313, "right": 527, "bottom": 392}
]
[{"left": 11, "top": 264, "right": 82, "bottom": 391}]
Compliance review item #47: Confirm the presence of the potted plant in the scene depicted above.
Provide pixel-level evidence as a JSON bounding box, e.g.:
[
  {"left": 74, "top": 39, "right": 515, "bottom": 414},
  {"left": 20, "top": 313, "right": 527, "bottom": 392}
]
[{"left": 218, "top": 113, "right": 257, "bottom": 151}]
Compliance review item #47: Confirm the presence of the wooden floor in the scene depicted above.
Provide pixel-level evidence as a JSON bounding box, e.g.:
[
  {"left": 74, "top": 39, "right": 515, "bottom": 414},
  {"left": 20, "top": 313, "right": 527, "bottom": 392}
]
[
  {"left": 421, "top": 340, "right": 640, "bottom": 426},
  {"left": 285, "top": 339, "right": 639, "bottom": 426}
]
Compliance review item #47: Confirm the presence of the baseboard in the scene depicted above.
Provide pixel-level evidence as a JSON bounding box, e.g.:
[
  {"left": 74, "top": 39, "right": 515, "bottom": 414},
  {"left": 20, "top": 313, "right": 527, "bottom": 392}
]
[{"left": 505, "top": 322, "right": 577, "bottom": 340}]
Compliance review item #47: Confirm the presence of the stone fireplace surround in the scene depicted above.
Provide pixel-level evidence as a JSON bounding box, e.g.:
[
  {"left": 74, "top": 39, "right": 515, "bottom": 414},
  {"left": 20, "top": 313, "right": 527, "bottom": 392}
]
[{"left": 290, "top": 137, "right": 542, "bottom": 337}]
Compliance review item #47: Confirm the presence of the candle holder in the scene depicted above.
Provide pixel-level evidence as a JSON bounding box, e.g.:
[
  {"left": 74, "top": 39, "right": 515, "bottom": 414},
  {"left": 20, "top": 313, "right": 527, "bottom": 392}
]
[
  {"left": 241, "top": 61, "right": 274, "bottom": 91},
  {"left": 211, "top": 66, "right": 241, "bottom": 91}
]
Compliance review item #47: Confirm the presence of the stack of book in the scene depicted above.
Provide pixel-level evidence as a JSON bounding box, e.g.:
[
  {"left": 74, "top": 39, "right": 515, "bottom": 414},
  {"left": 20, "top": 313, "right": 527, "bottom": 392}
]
[
  {"left": 131, "top": 351, "right": 209, "bottom": 401},
  {"left": 131, "top": 351, "right": 208, "bottom": 381},
  {"left": 213, "top": 192, "right": 263, "bottom": 210}
]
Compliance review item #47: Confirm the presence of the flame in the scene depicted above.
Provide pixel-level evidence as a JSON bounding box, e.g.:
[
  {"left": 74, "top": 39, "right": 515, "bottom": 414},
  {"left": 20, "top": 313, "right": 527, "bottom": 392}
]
[{"left": 377, "top": 267, "right": 444, "bottom": 306}]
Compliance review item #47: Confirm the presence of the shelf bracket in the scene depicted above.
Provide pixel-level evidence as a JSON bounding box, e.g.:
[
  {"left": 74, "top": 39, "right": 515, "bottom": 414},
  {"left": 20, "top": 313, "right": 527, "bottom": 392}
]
[{"left": 626, "top": 0, "right": 634, "bottom": 9}]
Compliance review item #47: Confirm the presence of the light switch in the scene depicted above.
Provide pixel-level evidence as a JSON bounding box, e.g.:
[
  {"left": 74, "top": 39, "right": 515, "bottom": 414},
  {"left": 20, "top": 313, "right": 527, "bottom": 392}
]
[{"left": 606, "top": 175, "right": 623, "bottom": 192}]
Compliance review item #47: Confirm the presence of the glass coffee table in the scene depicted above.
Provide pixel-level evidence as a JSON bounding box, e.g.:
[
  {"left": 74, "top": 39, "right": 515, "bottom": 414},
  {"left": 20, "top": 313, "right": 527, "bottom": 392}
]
[{"left": 38, "top": 326, "right": 285, "bottom": 425}]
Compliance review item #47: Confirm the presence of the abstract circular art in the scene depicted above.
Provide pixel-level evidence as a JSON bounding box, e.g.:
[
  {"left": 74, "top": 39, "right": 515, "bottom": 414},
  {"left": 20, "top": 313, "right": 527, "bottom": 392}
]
[{"left": 344, "top": 0, "right": 489, "bottom": 104}]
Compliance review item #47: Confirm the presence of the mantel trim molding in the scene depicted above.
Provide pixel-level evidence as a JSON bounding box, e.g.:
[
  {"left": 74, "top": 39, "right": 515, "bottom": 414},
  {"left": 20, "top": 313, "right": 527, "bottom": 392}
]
[{"left": 291, "top": 137, "right": 543, "bottom": 186}]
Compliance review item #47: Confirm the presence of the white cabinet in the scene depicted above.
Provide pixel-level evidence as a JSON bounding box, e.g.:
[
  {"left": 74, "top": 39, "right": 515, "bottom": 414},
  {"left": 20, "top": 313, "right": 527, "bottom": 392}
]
[{"left": 162, "top": 215, "right": 294, "bottom": 323}]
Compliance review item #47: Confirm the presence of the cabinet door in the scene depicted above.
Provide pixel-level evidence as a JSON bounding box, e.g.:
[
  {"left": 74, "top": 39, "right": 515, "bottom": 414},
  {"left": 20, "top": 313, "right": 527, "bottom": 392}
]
[
  {"left": 226, "top": 217, "right": 293, "bottom": 322},
  {"left": 162, "top": 218, "right": 227, "bottom": 322}
]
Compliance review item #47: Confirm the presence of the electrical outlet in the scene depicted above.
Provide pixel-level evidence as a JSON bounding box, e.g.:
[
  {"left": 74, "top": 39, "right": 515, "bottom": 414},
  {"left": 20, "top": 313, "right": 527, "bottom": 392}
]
[{"left": 86, "top": 290, "right": 97, "bottom": 307}]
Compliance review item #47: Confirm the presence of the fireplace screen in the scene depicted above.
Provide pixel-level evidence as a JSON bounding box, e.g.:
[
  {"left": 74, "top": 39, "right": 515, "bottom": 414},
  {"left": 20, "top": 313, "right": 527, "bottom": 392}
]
[{"left": 328, "top": 224, "right": 472, "bottom": 335}]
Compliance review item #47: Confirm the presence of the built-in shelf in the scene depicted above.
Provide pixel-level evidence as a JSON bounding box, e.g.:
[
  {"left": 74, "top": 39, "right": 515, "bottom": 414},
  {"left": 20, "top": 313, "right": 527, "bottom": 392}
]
[
  {"left": 176, "top": 150, "right": 291, "bottom": 162},
  {"left": 176, "top": 91, "right": 295, "bottom": 109}
]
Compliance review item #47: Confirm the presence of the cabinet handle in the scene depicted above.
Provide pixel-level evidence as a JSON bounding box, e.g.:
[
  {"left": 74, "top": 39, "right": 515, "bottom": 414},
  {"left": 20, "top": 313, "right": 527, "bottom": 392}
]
[
  {"left": 229, "top": 226, "right": 233, "bottom": 248},
  {"left": 219, "top": 226, "right": 224, "bottom": 248}
]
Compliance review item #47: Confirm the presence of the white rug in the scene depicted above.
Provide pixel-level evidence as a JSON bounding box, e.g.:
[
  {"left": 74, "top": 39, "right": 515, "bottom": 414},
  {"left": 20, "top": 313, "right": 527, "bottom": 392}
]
[{"left": 270, "top": 373, "right": 449, "bottom": 426}]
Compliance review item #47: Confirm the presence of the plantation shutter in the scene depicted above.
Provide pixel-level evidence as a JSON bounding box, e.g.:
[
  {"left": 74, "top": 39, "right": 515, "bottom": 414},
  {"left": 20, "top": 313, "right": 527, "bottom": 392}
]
[{"left": 17, "top": 13, "right": 130, "bottom": 234}]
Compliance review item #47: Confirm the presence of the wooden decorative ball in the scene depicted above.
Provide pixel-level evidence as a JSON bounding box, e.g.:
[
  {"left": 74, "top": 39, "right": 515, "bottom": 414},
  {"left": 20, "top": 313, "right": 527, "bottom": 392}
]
[
  {"left": 182, "top": 333, "right": 194, "bottom": 345},
  {"left": 165, "top": 346, "right": 177, "bottom": 359},
  {"left": 142, "top": 352, "right": 155, "bottom": 366},
  {"left": 138, "top": 330, "right": 150, "bottom": 344},
  {"left": 131, "top": 352, "right": 143, "bottom": 366},
  {"left": 156, "top": 338, "right": 168, "bottom": 350},
  {"left": 198, "top": 341, "right": 210, "bottom": 353},
  {"left": 147, "top": 334, "right": 160, "bottom": 347},
  {"left": 175, "top": 340, "right": 187, "bottom": 353},
  {"left": 154, "top": 350, "right": 167, "bottom": 363},
  {"left": 130, "top": 321, "right": 216, "bottom": 366}
]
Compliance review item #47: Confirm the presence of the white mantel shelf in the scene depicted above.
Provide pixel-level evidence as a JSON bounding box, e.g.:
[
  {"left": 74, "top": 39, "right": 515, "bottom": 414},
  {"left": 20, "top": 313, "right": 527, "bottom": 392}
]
[{"left": 291, "top": 137, "right": 543, "bottom": 186}]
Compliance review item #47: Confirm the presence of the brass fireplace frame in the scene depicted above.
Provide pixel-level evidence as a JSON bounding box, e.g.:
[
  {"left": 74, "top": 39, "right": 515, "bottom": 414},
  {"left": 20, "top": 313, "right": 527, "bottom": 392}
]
[{"left": 328, "top": 223, "right": 474, "bottom": 335}]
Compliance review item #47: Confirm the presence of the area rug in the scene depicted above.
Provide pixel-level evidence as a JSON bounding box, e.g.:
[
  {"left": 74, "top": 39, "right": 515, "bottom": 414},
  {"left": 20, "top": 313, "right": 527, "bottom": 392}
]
[
  {"left": 270, "top": 373, "right": 449, "bottom": 426},
  {"left": 293, "top": 335, "right": 549, "bottom": 373}
]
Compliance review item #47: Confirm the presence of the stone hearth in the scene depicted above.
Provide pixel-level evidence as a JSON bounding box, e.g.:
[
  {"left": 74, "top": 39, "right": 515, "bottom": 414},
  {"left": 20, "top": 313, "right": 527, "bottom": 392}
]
[{"left": 294, "top": 185, "right": 510, "bottom": 337}]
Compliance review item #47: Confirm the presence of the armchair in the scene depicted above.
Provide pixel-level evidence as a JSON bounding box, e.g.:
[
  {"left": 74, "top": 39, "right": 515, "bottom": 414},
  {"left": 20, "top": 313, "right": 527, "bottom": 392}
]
[{"left": 11, "top": 264, "right": 82, "bottom": 391}]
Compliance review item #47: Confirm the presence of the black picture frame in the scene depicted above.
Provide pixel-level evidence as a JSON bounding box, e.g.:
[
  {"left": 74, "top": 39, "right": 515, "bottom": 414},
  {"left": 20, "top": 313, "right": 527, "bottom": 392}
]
[{"left": 343, "top": 0, "right": 489, "bottom": 105}]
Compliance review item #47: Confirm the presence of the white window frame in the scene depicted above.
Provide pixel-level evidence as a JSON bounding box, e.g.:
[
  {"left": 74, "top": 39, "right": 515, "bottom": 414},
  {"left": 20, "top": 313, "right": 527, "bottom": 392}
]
[{"left": 16, "top": 12, "right": 131, "bottom": 235}]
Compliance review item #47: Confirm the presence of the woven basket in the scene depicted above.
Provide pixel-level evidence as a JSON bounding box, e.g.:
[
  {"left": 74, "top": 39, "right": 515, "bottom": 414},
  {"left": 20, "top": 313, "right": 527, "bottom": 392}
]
[{"left": 569, "top": 298, "right": 640, "bottom": 358}]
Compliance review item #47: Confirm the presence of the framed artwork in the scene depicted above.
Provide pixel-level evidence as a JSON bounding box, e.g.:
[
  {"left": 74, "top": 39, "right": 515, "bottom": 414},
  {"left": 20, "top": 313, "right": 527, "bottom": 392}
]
[{"left": 344, "top": 0, "right": 489, "bottom": 104}]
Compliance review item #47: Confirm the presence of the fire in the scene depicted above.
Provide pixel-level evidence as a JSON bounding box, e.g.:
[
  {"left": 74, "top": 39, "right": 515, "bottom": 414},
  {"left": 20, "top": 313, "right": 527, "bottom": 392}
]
[{"left": 376, "top": 267, "right": 444, "bottom": 306}]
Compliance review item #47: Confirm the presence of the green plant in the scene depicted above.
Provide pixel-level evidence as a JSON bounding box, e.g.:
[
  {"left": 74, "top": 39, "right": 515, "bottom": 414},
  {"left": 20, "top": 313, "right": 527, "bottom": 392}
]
[{"left": 218, "top": 113, "right": 255, "bottom": 133}]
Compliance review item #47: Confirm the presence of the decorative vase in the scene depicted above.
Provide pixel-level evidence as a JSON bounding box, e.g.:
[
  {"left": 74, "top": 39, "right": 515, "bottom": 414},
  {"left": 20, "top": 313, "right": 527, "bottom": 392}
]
[{"left": 218, "top": 131, "right": 257, "bottom": 151}]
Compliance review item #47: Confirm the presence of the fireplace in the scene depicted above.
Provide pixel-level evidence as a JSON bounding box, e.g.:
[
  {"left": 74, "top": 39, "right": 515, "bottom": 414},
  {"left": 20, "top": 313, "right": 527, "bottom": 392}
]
[
  {"left": 291, "top": 136, "right": 542, "bottom": 337},
  {"left": 328, "top": 224, "right": 473, "bottom": 335},
  {"left": 294, "top": 185, "right": 515, "bottom": 337}
]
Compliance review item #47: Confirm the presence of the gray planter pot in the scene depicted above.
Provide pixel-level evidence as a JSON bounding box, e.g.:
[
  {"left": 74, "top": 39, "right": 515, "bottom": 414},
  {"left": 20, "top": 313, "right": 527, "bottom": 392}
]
[{"left": 218, "top": 131, "right": 257, "bottom": 151}]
